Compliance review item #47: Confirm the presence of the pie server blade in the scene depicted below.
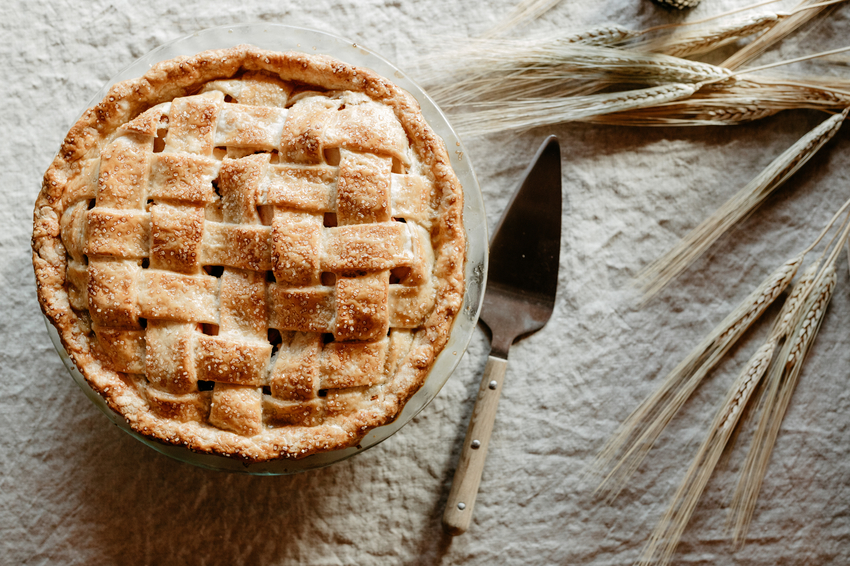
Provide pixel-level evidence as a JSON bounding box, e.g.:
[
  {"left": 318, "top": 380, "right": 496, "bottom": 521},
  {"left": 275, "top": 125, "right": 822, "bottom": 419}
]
[{"left": 443, "top": 135, "right": 562, "bottom": 535}]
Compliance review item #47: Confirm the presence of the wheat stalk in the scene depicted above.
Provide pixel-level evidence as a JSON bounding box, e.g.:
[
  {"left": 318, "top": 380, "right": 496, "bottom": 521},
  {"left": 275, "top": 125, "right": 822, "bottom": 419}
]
[
  {"left": 585, "top": 101, "right": 780, "bottom": 126},
  {"left": 739, "top": 44, "right": 850, "bottom": 75},
  {"left": 593, "top": 255, "right": 801, "bottom": 498},
  {"left": 429, "top": 0, "right": 790, "bottom": 92},
  {"left": 445, "top": 67, "right": 850, "bottom": 130},
  {"left": 635, "top": 109, "right": 847, "bottom": 300},
  {"left": 419, "top": 24, "right": 639, "bottom": 99},
  {"left": 420, "top": 25, "right": 641, "bottom": 106},
  {"left": 458, "top": 42, "right": 733, "bottom": 84},
  {"left": 784, "top": 271, "right": 835, "bottom": 367}
]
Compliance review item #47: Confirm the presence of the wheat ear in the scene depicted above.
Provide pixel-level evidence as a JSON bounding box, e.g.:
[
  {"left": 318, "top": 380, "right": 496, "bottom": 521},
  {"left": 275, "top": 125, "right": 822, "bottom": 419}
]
[
  {"left": 558, "top": 24, "right": 639, "bottom": 47},
  {"left": 728, "top": 205, "right": 850, "bottom": 543},
  {"left": 450, "top": 83, "right": 700, "bottom": 138},
  {"left": 634, "top": 230, "right": 839, "bottom": 565},
  {"left": 456, "top": 43, "right": 733, "bottom": 84},
  {"left": 728, "top": 264, "right": 837, "bottom": 544},
  {"left": 419, "top": 24, "right": 640, "bottom": 107},
  {"left": 585, "top": 77, "right": 850, "bottom": 126},
  {"left": 636, "top": 340, "right": 776, "bottom": 566},
  {"left": 632, "top": 13, "right": 781, "bottom": 59},
  {"left": 593, "top": 255, "right": 801, "bottom": 498},
  {"left": 635, "top": 258, "right": 819, "bottom": 564},
  {"left": 421, "top": 41, "right": 731, "bottom": 112},
  {"left": 636, "top": 109, "right": 846, "bottom": 300},
  {"left": 721, "top": 0, "right": 839, "bottom": 70}
]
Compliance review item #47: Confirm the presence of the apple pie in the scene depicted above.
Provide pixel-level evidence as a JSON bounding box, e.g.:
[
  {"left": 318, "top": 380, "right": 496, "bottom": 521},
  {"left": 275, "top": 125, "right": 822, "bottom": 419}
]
[{"left": 32, "top": 45, "right": 465, "bottom": 461}]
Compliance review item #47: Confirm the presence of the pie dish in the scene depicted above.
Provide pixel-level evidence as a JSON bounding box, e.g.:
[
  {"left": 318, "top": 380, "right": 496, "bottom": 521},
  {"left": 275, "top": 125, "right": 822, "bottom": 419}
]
[{"left": 33, "top": 39, "right": 470, "bottom": 463}]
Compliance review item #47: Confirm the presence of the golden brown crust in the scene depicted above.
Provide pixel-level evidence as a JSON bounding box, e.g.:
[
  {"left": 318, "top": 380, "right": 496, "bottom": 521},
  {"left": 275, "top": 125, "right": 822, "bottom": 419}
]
[{"left": 32, "top": 45, "right": 465, "bottom": 462}]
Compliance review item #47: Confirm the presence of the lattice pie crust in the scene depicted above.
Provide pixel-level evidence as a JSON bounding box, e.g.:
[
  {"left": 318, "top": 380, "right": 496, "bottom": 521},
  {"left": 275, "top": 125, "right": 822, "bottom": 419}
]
[{"left": 32, "top": 46, "right": 465, "bottom": 461}]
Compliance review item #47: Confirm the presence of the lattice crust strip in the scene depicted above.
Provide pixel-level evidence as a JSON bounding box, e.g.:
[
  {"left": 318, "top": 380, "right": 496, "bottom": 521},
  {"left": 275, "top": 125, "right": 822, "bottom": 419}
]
[{"left": 65, "top": 76, "right": 438, "bottom": 437}]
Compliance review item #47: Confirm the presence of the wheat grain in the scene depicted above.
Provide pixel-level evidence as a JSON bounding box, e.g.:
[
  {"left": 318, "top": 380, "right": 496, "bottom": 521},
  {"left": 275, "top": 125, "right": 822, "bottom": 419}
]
[
  {"left": 586, "top": 104, "right": 780, "bottom": 126},
  {"left": 700, "top": 106, "right": 778, "bottom": 122},
  {"left": 593, "top": 255, "right": 801, "bottom": 498},
  {"left": 542, "top": 46, "right": 732, "bottom": 83},
  {"left": 728, "top": 350, "right": 783, "bottom": 544},
  {"left": 636, "top": 110, "right": 846, "bottom": 299}
]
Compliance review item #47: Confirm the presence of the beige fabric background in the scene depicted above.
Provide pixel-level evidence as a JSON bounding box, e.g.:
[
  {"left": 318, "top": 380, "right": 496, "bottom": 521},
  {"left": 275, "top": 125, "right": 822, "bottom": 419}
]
[{"left": 4, "top": 0, "right": 850, "bottom": 564}]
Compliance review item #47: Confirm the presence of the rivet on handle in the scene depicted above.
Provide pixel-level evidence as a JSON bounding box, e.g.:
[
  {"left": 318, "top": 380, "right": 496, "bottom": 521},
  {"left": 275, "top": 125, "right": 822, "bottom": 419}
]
[
  {"left": 457, "top": 502, "right": 466, "bottom": 510},
  {"left": 471, "top": 439, "right": 481, "bottom": 449},
  {"left": 488, "top": 380, "right": 497, "bottom": 390}
]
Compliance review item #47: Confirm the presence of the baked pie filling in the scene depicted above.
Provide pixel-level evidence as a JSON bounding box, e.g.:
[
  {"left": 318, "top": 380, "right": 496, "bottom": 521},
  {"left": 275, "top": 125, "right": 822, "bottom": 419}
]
[{"left": 32, "top": 46, "right": 465, "bottom": 461}]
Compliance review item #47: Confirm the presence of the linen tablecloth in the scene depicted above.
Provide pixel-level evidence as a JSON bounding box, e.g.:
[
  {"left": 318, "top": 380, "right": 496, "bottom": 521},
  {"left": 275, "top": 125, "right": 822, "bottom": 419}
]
[{"left": 4, "top": 0, "right": 850, "bottom": 563}]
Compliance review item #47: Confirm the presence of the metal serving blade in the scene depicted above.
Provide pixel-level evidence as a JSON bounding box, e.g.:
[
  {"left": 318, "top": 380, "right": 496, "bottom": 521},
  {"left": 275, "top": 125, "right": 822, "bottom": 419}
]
[
  {"left": 443, "top": 135, "right": 562, "bottom": 535},
  {"left": 480, "top": 135, "right": 562, "bottom": 358}
]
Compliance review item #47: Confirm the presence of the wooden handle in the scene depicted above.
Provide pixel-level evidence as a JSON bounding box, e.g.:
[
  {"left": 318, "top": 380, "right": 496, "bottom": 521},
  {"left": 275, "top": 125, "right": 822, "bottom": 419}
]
[{"left": 442, "top": 355, "right": 508, "bottom": 535}]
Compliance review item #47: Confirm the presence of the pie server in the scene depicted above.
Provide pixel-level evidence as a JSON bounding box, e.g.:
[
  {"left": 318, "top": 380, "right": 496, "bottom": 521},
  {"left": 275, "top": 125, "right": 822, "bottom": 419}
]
[{"left": 443, "top": 135, "right": 562, "bottom": 535}]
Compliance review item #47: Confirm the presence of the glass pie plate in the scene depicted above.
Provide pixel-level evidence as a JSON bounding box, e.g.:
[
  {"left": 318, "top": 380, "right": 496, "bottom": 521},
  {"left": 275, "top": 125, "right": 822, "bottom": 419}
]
[{"left": 43, "top": 23, "right": 487, "bottom": 475}]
